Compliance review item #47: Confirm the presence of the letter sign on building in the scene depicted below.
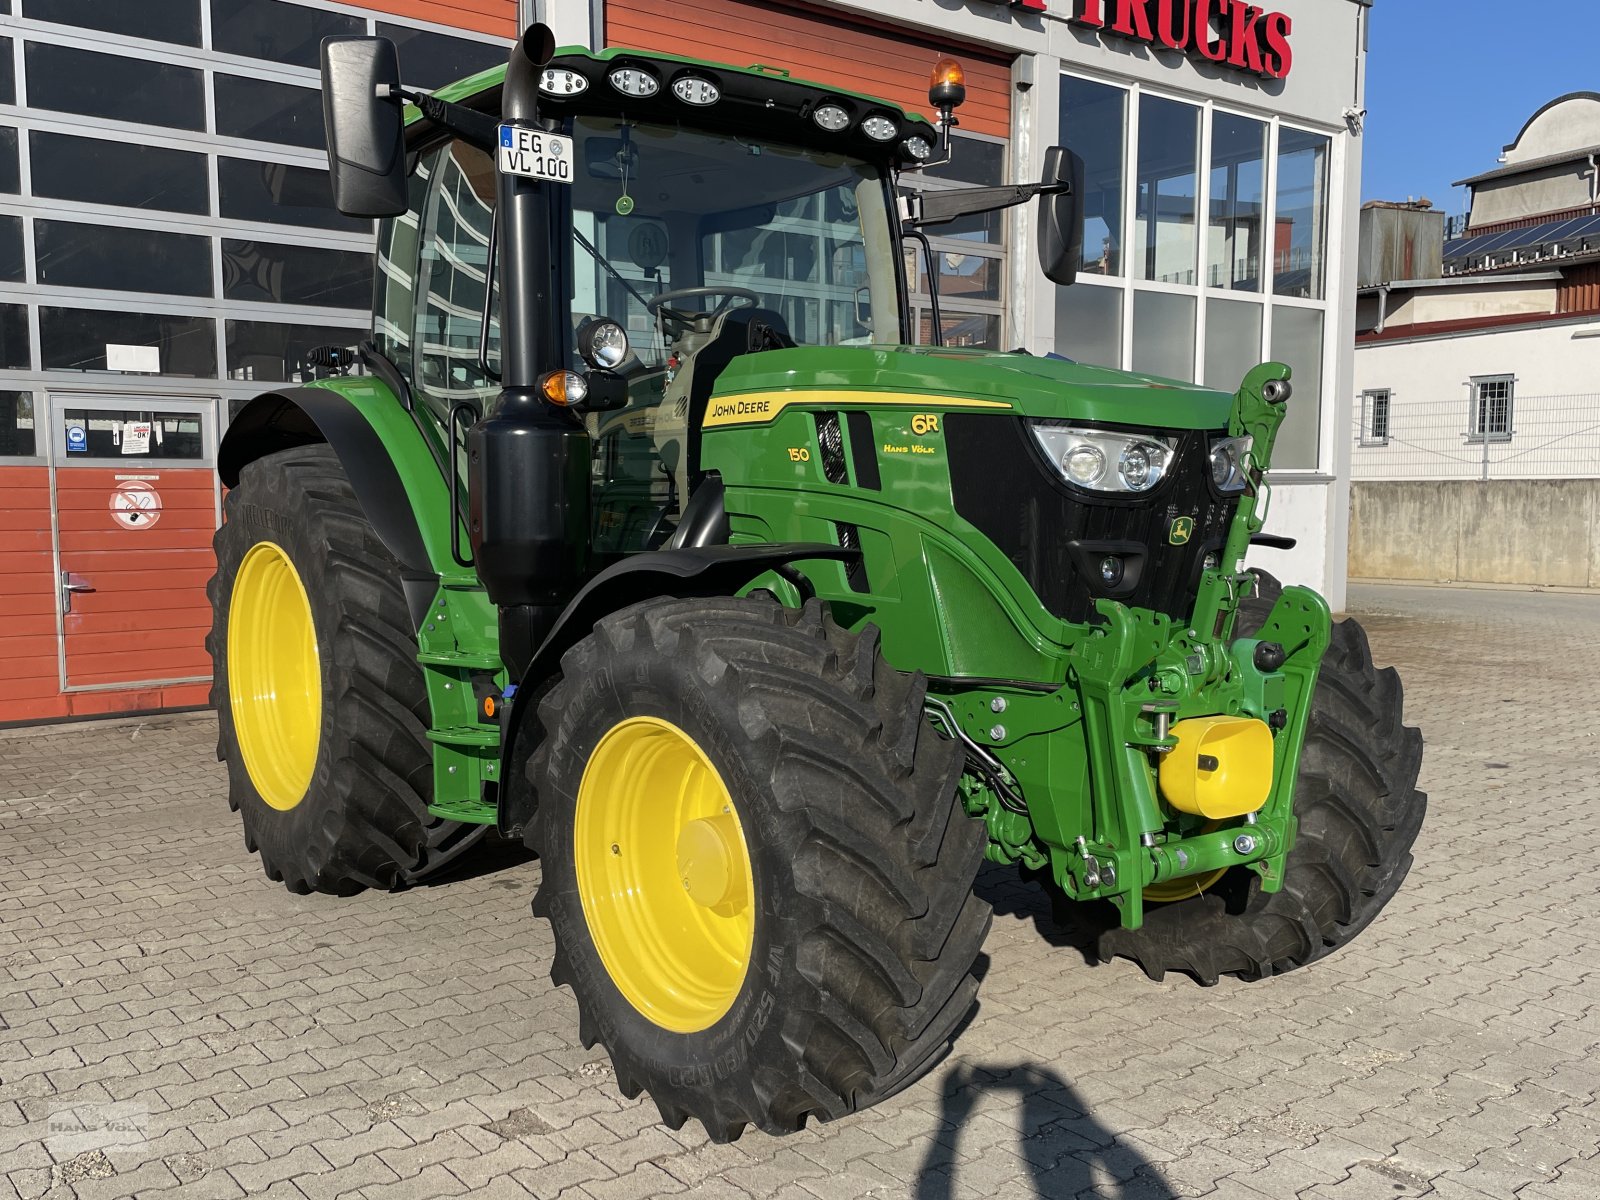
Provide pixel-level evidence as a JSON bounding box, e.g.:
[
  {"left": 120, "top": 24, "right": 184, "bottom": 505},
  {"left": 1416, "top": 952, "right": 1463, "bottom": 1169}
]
[{"left": 1068, "top": 0, "right": 1293, "bottom": 80}]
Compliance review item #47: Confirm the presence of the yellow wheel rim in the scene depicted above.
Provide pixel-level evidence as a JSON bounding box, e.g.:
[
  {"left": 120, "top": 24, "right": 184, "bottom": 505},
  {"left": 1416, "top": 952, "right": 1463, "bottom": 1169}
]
[
  {"left": 575, "top": 717, "right": 755, "bottom": 1033},
  {"left": 227, "top": 540, "right": 321, "bottom": 812},
  {"left": 1143, "top": 867, "right": 1228, "bottom": 904}
]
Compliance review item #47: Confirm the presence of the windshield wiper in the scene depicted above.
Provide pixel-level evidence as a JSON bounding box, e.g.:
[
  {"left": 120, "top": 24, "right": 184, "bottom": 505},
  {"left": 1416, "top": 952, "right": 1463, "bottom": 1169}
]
[{"left": 573, "top": 227, "right": 655, "bottom": 311}]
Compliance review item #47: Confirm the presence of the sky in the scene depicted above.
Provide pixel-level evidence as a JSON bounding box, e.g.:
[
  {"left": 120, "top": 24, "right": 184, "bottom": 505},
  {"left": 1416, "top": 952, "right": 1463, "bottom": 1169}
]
[{"left": 1362, "top": 3, "right": 1600, "bottom": 217}]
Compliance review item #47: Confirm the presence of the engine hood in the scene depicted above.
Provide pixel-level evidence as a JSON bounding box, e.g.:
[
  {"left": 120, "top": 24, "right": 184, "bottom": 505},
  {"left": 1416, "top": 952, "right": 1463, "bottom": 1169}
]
[{"left": 710, "top": 344, "right": 1238, "bottom": 431}]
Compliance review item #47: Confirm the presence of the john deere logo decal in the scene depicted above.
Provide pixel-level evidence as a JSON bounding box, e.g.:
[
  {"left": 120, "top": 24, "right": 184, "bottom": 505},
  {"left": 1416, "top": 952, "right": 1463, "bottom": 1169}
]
[{"left": 1168, "top": 516, "right": 1195, "bottom": 545}]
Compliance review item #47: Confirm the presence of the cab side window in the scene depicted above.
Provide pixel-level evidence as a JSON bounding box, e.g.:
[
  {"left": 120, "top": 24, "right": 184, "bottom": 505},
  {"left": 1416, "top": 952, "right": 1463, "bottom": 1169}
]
[
  {"left": 412, "top": 140, "right": 501, "bottom": 426},
  {"left": 373, "top": 168, "right": 427, "bottom": 383}
]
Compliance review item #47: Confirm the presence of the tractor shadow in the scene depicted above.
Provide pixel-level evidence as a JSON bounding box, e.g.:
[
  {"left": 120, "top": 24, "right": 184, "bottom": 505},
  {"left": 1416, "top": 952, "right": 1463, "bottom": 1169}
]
[
  {"left": 415, "top": 833, "right": 537, "bottom": 889},
  {"left": 915, "top": 1062, "right": 1174, "bottom": 1200},
  {"left": 973, "top": 862, "right": 1103, "bottom": 967}
]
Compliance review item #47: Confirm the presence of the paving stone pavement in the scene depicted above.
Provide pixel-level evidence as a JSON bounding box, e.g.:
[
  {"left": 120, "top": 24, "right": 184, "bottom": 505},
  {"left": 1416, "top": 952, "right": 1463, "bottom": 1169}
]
[{"left": 3, "top": 583, "right": 1599, "bottom": 1200}]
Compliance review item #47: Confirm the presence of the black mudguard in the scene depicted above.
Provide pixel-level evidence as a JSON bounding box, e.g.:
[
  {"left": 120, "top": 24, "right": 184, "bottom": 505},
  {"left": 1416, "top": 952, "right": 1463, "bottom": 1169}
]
[
  {"left": 219, "top": 388, "right": 440, "bottom": 629},
  {"left": 495, "top": 541, "right": 857, "bottom": 838}
]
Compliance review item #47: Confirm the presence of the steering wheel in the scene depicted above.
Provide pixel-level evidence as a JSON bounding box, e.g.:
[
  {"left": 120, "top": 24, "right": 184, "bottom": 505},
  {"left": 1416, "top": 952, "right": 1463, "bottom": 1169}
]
[{"left": 647, "top": 286, "right": 761, "bottom": 331}]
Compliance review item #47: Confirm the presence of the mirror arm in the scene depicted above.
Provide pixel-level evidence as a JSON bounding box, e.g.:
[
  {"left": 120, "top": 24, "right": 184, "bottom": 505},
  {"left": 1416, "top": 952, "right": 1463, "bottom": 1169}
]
[
  {"left": 905, "top": 180, "right": 1071, "bottom": 228},
  {"left": 383, "top": 85, "right": 500, "bottom": 152}
]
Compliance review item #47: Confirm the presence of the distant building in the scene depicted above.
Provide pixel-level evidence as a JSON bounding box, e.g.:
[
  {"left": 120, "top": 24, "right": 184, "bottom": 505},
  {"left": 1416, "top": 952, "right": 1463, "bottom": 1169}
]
[{"left": 1349, "top": 94, "right": 1600, "bottom": 589}]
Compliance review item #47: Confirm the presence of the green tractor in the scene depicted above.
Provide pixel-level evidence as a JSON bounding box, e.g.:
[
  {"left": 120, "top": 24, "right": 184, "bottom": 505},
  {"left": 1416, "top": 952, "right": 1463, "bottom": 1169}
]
[{"left": 208, "top": 25, "right": 1425, "bottom": 1140}]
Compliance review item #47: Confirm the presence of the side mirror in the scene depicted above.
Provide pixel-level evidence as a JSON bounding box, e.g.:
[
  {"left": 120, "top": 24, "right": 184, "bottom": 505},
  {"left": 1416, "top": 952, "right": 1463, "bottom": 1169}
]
[
  {"left": 321, "top": 36, "right": 407, "bottom": 218},
  {"left": 1039, "top": 147, "right": 1085, "bottom": 287}
]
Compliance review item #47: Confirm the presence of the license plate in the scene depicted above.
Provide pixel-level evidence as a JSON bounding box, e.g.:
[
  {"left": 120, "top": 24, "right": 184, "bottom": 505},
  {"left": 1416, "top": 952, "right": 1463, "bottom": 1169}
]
[{"left": 497, "top": 124, "right": 575, "bottom": 185}]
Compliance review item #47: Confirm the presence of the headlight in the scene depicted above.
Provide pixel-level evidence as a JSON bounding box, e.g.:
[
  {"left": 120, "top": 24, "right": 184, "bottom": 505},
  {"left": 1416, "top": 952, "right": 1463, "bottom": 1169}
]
[
  {"left": 577, "top": 318, "right": 629, "bottom": 370},
  {"left": 1208, "top": 435, "right": 1253, "bottom": 492},
  {"left": 1029, "top": 423, "right": 1176, "bottom": 494}
]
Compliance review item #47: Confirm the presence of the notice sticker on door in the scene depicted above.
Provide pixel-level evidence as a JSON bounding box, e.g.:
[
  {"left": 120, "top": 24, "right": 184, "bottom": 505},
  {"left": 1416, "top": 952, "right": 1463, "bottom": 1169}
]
[
  {"left": 110, "top": 480, "right": 162, "bottom": 530},
  {"left": 121, "top": 420, "right": 153, "bottom": 455},
  {"left": 66, "top": 424, "right": 88, "bottom": 453}
]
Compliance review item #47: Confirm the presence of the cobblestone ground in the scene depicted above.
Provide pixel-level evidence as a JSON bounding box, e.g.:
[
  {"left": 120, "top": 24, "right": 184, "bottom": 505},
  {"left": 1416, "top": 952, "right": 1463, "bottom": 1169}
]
[{"left": 4, "top": 583, "right": 1599, "bottom": 1200}]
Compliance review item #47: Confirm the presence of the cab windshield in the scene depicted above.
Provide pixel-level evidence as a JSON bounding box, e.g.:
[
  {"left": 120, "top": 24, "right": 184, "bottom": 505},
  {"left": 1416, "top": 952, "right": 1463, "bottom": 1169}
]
[{"left": 567, "top": 116, "right": 904, "bottom": 368}]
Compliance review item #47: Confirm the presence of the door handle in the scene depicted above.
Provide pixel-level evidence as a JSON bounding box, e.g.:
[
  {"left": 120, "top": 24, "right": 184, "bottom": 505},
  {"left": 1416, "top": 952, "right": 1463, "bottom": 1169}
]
[{"left": 61, "top": 571, "right": 95, "bottom": 614}]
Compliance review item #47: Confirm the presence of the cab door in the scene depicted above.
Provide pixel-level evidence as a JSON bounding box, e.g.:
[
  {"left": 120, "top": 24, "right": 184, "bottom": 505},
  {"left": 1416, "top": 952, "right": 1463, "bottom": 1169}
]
[{"left": 48, "top": 395, "right": 220, "bottom": 697}]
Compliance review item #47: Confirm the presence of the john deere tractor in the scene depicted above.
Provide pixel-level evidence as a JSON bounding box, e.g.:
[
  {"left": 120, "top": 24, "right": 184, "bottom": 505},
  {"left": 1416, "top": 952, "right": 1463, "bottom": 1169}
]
[{"left": 208, "top": 25, "right": 1425, "bottom": 1140}]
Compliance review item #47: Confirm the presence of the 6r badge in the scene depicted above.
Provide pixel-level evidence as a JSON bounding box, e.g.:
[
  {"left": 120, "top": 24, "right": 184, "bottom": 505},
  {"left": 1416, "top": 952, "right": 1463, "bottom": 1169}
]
[{"left": 1168, "top": 516, "right": 1195, "bottom": 545}]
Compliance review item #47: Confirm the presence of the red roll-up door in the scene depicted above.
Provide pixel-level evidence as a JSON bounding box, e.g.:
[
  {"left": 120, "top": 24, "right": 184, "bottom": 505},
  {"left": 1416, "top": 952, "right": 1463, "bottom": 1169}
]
[{"left": 603, "top": 0, "right": 1013, "bottom": 139}]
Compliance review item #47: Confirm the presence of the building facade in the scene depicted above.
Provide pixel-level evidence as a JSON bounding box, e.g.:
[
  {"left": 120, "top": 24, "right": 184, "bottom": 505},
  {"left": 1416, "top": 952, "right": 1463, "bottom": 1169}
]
[
  {"left": 1, "top": 0, "right": 1371, "bottom": 724},
  {"left": 1351, "top": 93, "right": 1600, "bottom": 589}
]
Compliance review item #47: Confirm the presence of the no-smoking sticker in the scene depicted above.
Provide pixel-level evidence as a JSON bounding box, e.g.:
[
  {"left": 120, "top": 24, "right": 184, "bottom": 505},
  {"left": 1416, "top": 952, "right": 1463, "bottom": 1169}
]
[{"left": 110, "top": 481, "right": 162, "bottom": 530}]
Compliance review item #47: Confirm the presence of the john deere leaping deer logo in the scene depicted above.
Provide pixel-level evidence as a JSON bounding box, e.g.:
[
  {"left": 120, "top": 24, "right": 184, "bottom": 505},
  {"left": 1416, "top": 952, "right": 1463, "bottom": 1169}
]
[{"left": 1168, "top": 516, "right": 1195, "bottom": 545}]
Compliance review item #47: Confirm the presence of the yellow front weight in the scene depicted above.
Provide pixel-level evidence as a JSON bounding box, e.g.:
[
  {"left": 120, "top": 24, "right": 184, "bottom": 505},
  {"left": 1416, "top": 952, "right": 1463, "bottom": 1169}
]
[
  {"left": 573, "top": 717, "right": 755, "bottom": 1033},
  {"left": 1158, "top": 716, "right": 1274, "bottom": 820}
]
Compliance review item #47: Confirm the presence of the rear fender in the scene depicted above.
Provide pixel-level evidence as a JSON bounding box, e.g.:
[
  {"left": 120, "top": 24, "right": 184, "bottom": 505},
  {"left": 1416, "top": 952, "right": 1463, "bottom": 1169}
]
[
  {"left": 495, "top": 542, "right": 858, "bottom": 839},
  {"left": 219, "top": 381, "right": 455, "bottom": 628}
]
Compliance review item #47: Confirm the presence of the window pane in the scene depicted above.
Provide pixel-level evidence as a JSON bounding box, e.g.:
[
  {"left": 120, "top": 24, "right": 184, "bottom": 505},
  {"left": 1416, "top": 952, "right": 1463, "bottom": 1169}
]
[
  {"left": 1131, "top": 290, "right": 1195, "bottom": 382},
  {"left": 1055, "top": 282, "right": 1122, "bottom": 369},
  {"left": 1061, "top": 76, "right": 1126, "bottom": 277},
  {"left": 375, "top": 173, "right": 427, "bottom": 384},
  {"left": 1275, "top": 128, "right": 1331, "bottom": 299},
  {"left": 920, "top": 135, "right": 1006, "bottom": 187},
  {"left": 414, "top": 142, "right": 500, "bottom": 416},
  {"left": 225, "top": 320, "right": 367, "bottom": 383},
  {"left": 215, "top": 75, "right": 325, "bottom": 150},
  {"left": 35, "top": 220, "right": 213, "bottom": 297},
  {"left": 40, "top": 307, "right": 216, "bottom": 377},
  {"left": 912, "top": 249, "right": 1001, "bottom": 301},
  {"left": 1203, "top": 297, "right": 1262, "bottom": 390},
  {"left": 30, "top": 131, "right": 210, "bottom": 214},
  {"left": 59, "top": 408, "right": 204, "bottom": 459},
  {"left": 217, "top": 158, "right": 370, "bottom": 233},
  {"left": 210, "top": 0, "right": 362, "bottom": 70},
  {"left": 0, "top": 38, "right": 12, "bottom": 106},
  {"left": 377, "top": 23, "right": 507, "bottom": 91},
  {"left": 0, "top": 127, "right": 17, "bottom": 194},
  {"left": 919, "top": 311, "right": 1000, "bottom": 349},
  {"left": 0, "top": 392, "right": 36, "bottom": 458},
  {"left": 21, "top": 0, "right": 202, "bottom": 46},
  {"left": 26, "top": 44, "right": 205, "bottom": 131},
  {"left": 1269, "top": 304, "right": 1323, "bottom": 467},
  {"left": 0, "top": 214, "right": 21, "bottom": 283},
  {"left": 0, "top": 305, "right": 30, "bottom": 370},
  {"left": 222, "top": 240, "right": 372, "bottom": 309},
  {"left": 1136, "top": 96, "right": 1200, "bottom": 285},
  {"left": 1207, "top": 113, "right": 1266, "bottom": 291}
]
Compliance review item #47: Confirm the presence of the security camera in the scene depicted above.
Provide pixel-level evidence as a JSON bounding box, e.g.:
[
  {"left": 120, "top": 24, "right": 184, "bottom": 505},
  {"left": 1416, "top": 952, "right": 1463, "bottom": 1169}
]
[{"left": 1341, "top": 105, "right": 1366, "bottom": 133}]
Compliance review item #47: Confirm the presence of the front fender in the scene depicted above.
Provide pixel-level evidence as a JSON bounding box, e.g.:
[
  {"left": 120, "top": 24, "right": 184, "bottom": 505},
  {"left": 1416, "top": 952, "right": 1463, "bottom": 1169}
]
[
  {"left": 219, "top": 382, "right": 455, "bottom": 627},
  {"left": 495, "top": 542, "right": 857, "bottom": 838}
]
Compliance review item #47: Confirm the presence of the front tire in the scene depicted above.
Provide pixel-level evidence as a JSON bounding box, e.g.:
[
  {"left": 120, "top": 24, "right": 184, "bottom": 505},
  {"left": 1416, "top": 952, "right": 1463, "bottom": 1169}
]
[
  {"left": 1097, "top": 609, "right": 1426, "bottom": 984},
  {"left": 208, "top": 445, "right": 480, "bottom": 894},
  {"left": 529, "top": 597, "right": 990, "bottom": 1140}
]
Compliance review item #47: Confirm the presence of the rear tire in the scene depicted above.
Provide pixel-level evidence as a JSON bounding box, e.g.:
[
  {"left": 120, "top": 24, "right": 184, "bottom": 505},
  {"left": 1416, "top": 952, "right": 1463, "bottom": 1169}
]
[
  {"left": 1096, "top": 606, "right": 1426, "bottom": 985},
  {"left": 528, "top": 597, "right": 990, "bottom": 1140},
  {"left": 207, "top": 445, "right": 480, "bottom": 895}
]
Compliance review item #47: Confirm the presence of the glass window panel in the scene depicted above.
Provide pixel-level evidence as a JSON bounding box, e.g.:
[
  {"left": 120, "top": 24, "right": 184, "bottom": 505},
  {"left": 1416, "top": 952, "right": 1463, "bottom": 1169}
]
[
  {"left": 0, "top": 305, "right": 30, "bottom": 370},
  {"left": 210, "top": 0, "right": 362, "bottom": 70},
  {"left": 1208, "top": 112, "right": 1266, "bottom": 291},
  {"left": 376, "top": 23, "right": 508, "bottom": 91},
  {"left": 26, "top": 44, "right": 205, "bottom": 131},
  {"left": 215, "top": 75, "right": 325, "bottom": 150},
  {"left": 21, "top": 0, "right": 201, "bottom": 46},
  {"left": 1061, "top": 75, "right": 1127, "bottom": 277},
  {"left": 35, "top": 220, "right": 213, "bottom": 297},
  {"left": 1275, "top": 128, "right": 1331, "bottom": 299},
  {"left": 0, "top": 392, "right": 36, "bottom": 458},
  {"left": 912, "top": 249, "right": 1001, "bottom": 302},
  {"left": 59, "top": 408, "right": 204, "bottom": 459},
  {"left": 217, "top": 158, "right": 370, "bottom": 233},
  {"left": 0, "top": 215, "right": 22, "bottom": 283},
  {"left": 222, "top": 240, "right": 373, "bottom": 309},
  {"left": 1269, "top": 304, "right": 1323, "bottom": 467},
  {"left": 1203, "top": 297, "right": 1263, "bottom": 391},
  {"left": 1135, "top": 96, "right": 1200, "bottom": 285},
  {"left": 40, "top": 308, "right": 216, "bottom": 377},
  {"left": 0, "top": 38, "right": 12, "bottom": 106},
  {"left": 225, "top": 320, "right": 367, "bottom": 383},
  {"left": 375, "top": 172, "right": 428, "bottom": 385},
  {"left": 30, "top": 131, "right": 209, "bottom": 214},
  {"left": 0, "top": 127, "right": 17, "bottom": 194},
  {"left": 1131, "top": 290, "right": 1196, "bottom": 382},
  {"left": 1055, "top": 282, "right": 1123, "bottom": 369},
  {"left": 920, "top": 135, "right": 1006, "bottom": 187},
  {"left": 918, "top": 311, "right": 1000, "bottom": 350}
]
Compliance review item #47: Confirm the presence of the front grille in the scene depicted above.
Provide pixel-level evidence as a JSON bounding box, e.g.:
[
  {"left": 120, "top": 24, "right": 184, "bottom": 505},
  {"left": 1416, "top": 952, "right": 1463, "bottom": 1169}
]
[{"left": 946, "top": 415, "right": 1237, "bottom": 625}]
